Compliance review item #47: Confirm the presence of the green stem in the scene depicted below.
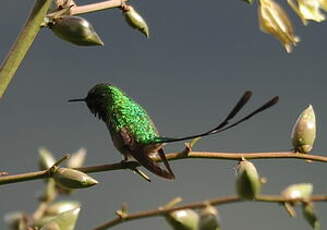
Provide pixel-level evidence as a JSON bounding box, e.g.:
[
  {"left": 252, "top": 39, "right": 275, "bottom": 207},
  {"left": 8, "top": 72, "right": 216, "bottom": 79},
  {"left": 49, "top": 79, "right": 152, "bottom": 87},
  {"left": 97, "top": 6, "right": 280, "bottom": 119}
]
[{"left": 0, "top": 0, "right": 52, "bottom": 99}]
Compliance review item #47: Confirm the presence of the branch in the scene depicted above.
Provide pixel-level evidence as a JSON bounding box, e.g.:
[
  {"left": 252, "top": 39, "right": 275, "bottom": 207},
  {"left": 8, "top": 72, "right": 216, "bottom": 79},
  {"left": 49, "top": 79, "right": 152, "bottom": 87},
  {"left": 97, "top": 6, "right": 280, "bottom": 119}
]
[
  {"left": 70, "top": 0, "right": 128, "bottom": 15},
  {"left": 1, "top": 151, "right": 327, "bottom": 186},
  {"left": 92, "top": 194, "right": 327, "bottom": 230},
  {"left": 0, "top": 0, "right": 52, "bottom": 99}
]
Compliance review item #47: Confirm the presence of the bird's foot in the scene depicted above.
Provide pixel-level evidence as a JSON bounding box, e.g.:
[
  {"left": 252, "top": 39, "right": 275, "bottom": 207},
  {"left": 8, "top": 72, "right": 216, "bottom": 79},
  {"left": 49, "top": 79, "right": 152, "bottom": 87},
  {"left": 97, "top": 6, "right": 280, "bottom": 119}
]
[{"left": 120, "top": 160, "right": 151, "bottom": 182}]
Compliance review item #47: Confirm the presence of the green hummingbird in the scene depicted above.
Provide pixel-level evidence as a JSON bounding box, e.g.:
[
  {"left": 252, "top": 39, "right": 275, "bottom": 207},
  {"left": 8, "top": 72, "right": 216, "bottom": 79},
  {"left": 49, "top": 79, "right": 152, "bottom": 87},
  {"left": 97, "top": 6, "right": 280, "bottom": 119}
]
[{"left": 68, "top": 83, "right": 278, "bottom": 180}]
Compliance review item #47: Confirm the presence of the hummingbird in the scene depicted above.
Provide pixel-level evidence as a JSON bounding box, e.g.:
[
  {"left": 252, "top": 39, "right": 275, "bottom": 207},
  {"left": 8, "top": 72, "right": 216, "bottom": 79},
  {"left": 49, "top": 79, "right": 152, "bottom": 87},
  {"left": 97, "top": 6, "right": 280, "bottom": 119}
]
[{"left": 68, "top": 83, "right": 278, "bottom": 180}]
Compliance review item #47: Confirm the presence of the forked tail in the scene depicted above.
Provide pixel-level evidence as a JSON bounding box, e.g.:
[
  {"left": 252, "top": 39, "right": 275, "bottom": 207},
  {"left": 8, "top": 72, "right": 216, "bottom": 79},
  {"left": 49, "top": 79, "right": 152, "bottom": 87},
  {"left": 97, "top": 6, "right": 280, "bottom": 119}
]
[{"left": 154, "top": 91, "right": 279, "bottom": 144}]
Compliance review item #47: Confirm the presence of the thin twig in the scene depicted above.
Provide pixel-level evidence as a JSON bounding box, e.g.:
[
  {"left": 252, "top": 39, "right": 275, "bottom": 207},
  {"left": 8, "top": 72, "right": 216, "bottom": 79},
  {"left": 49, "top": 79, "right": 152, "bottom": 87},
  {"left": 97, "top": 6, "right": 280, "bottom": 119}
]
[
  {"left": 0, "top": 151, "right": 326, "bottom": 186},
  {"left": 70, "top": 0, "right": 128, "bottom": 15},
  {"left": 92, "top": 194, "right": 327, "bottom": 230}
]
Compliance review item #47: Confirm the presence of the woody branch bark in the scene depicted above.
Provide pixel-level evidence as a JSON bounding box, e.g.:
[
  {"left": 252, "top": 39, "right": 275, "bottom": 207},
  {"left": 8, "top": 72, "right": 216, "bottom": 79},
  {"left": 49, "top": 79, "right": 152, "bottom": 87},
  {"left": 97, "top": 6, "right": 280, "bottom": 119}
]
[
  {"left": 1, "top": 151, "right": 327, "bottom": 185},
  {"left": 92, "top": 194, "right": 327, "bottom": 230},
  {"left": 70, "top": 0, "right": 128, "bottom": 15}
]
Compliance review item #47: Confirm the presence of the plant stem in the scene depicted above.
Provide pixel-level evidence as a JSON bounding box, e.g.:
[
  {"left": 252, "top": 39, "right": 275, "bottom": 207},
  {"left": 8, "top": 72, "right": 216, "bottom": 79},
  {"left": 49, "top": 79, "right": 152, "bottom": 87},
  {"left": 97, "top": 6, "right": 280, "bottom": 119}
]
[
  {"left": 1, "top": 151, "right": 326, "bottom": 186},
  {"left": 0, "top": 0, "right": 52, "bottom": 99},
  {"left": 70, "top": 0, "right": 128, "bottom": 15},
  {"left": 92, "top": 194, "right": 327, "bottom": 230}
]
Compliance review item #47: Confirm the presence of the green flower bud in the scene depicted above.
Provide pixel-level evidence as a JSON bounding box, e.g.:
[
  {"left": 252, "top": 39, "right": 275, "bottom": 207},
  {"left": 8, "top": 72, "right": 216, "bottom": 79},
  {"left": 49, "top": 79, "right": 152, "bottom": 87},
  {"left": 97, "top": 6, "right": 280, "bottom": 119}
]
[
  {"left": 302, "top": 203, "right": 320, "bottom": 230},
  {"left": 45, "top": 201, "right": 81, "bottom": 216},
  {"left": 39, "top": 147, "right": 56, "bottom": 170},
  {"left": 236, "top": 160, "right": 261, "bottom": 200},
  {"left": 198, "top": 206, "right": 221, "bottom": 230},
  {"left": 40, "top": 208, "right": 80, "bottom": 230},
  {"left": 122, "top": 5, "right": 149, "bottom": 38},
  {"left": 165, "top": 209, "right": 200, "bottom": 230},
  {"left": 50, "top": 16, "right": 104, "bottom": 46},
  {"left": 53, "top": 168, "right": 98, "bottom": 189},
  {"left": 291, "top": 105, "right": 316, "bottom": 153},
  {"left": 281, "top": 183, "right": 313, "bottom": 200},
  {"left": 67, "top": 148, "right": 86, "bottom": 168}
]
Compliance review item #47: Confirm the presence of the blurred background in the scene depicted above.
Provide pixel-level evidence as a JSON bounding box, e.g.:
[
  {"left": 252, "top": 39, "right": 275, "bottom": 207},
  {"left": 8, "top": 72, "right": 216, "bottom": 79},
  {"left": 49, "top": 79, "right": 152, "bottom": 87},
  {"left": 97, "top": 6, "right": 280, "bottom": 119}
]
[{"left": 0, "top": 0, "right": 326, "bottom": 229}]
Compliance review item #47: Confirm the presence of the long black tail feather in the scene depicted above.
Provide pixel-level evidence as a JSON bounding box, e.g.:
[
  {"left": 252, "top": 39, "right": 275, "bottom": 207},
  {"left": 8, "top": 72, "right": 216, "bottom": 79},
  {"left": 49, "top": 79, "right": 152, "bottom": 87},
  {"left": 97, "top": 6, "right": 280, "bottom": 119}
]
[{"left": 155, "top": 91, "right": 279, "bottom": 144}]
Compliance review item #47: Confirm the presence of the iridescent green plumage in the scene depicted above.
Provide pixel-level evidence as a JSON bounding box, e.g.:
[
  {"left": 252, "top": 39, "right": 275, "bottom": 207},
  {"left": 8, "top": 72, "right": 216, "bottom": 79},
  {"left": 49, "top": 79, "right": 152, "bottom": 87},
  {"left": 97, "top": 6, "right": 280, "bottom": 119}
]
[
  {"left": 69, "top": 83, "right": 279, "bottom": 180},
  {"left": 70, "top": 83, "right": 175, "bottom": 179},
  {"left": 103, "top": 85, "right": 159, "bottom": 144}
]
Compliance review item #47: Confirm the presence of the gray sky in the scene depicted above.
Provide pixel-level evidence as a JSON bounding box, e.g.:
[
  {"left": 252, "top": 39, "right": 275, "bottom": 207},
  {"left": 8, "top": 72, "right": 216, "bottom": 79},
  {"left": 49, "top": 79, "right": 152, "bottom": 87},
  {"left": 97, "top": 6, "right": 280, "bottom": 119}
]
[{"left": 0, "top": 0, "right": 326, "bottom": 229}]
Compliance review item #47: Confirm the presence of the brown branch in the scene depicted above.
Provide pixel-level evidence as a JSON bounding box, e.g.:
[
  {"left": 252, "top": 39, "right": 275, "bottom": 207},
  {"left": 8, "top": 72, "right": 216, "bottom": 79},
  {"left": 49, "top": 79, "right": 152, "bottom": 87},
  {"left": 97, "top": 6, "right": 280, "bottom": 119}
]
[
  {"left": 70, "top": 0, "right": 128, "bottom": 16},
  {"left": 1, "top": 151, "right": 326, "bottom": 186},
  {"left": 92, "top": 194, "right": 327, "bottom": 230}
]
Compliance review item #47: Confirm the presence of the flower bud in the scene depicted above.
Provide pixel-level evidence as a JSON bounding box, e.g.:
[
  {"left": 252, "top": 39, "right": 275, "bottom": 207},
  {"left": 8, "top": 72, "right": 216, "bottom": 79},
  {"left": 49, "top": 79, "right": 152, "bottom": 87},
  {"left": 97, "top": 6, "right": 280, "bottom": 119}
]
[
  {"left": 122, "top": 5, "right": 149, "bottom": 38},
  {"left": 67, "top": 148, "right": 86, "bottom": 169},
  {"left": 287, "top": 0, "right": 325, "bottom": 25},
  {"left": 236, "top": 160, "right": 261, "bottom": 200},
  {"left": 40, "top": 208, "right": 80, "bottom": 230},
  {"left": 302, "top": 203, "right": 320, "bottom": 230},
  {"left": 291, "top": 105, "right": 316, "bottom": 153},
  {"left": 258, "top": 0, "right": 300, "bottom": 53},
  {"left": 45, "top": 201, "right": 81, "bottom": 216},
  {"left": 165, "top": 209, "right": 200, "bottom": 230},
  {"left": 281, "top": 183, "right": 313, "bottom": 200},
  {"left": 198, "top": 206, "right": 221, "bottom": 230},
  {"left": 50, "top": 16, "right": 104, "bottom": 46},
  {"left": 53, "top": 168, "right": 98, "bottom": 189},
  {"left": 39, "top": 147, "right": 56, "bottom": 170}
]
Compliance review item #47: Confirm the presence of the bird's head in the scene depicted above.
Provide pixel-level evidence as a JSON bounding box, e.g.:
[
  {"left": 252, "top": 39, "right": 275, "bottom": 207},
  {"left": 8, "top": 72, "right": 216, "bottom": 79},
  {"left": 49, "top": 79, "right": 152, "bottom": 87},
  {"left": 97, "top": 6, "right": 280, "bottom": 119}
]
[{"left": 68, "top": 83, "right": 123, "bottom": 121}]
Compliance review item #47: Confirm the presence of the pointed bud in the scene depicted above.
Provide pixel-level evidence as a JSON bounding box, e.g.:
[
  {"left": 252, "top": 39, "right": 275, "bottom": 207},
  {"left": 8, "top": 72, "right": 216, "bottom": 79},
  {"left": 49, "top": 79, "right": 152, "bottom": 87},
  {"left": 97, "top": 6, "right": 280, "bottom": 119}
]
[
  {"left": 281, "top": 183, "right": 313, "bottom": 200},
  {"left": 39, "top": 147, "right": 56, "bottom": 170},
  {"left": 53, "top": 168, "right": 98, "bottom": 189},
  {"left": 67, "top": 148, "right": 87, "bottom": 168},
  {"left": 198, "top": 206, "right": 221, "bottom": 230},
  {"left": 258, "top": 0, "right": 300, "bottom": 53},
  {"left": 302, "top": 203, "right": 320, "bottom": 230},
  {"left": 287, "top": 0, "right": 325, "bottom": 25},
  {"left": 45, "top": 201, "right": 81, "bottom": 216},
  {"left": 165, "top": 209, "right": 200, "bottom": 230},
  {"left": 236, "top": 160, "right": 261, "bottom": 200},
  {"left": 50, "top": 16, "right": 104, "bottom": 46},
  {"left": 291, "top": 105, "right": 316, "bottom": 153},
  {"left": 40, "top": 208, "right": 80, "bottom": 230},
  {"left": 122, "top": 5, "right": 149, "bottom": 38}
]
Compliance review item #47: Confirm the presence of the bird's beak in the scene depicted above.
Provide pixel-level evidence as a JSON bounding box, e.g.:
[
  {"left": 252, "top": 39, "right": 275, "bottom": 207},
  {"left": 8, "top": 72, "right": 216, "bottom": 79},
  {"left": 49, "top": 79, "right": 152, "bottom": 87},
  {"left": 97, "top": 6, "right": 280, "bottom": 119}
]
[{"left": 68, "top": 98, "right": 85, "bottom": 102}]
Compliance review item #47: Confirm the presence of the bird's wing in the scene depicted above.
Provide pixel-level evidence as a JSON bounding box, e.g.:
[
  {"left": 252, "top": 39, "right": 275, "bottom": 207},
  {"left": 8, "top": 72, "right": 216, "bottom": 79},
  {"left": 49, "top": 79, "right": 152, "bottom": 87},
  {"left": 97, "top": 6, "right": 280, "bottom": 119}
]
[{"left": 119, "top": 128, "right": 175, "bottom": 180}]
